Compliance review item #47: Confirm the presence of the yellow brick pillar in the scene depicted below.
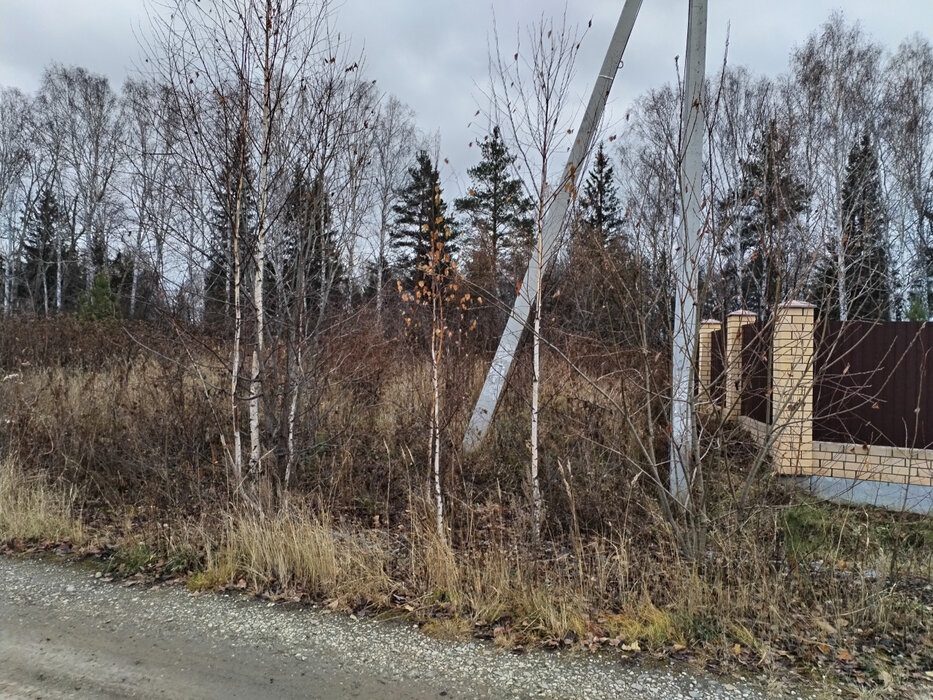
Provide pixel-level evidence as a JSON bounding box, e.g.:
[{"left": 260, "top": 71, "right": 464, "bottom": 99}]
[
  {"left": 771, "top": 301, "right": 815, "bottom": 476},
  {"left": 725, "top": 310, "right": 756, "bottom": 420},
  {"left": 697, "top": 319, "right": 722, "bottom": 410}
]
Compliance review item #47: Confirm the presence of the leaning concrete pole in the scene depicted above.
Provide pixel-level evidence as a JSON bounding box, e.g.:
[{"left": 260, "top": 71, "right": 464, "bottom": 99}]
[
  {"left": 669, "top": 0, "right": 708, "bottom": 504},
  {"left": 463, "top": 0, "right": 644, "bottom": 451}
]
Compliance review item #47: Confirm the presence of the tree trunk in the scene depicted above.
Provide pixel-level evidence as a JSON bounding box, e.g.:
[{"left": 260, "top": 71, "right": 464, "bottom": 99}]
[
  {"left": 249, "top": 0, "right": 273, "bottom": 480},
  {"left": 129, "top": 255, "right": 139, "bottom": 319},
  {"left": 55, "top": 229, "right": 62, "bottom": 312},
  {"left": 836, "top": 223, "right": 848, "bottom": 321},
  {"left": 376, "top": 216, "right": 387, "bottom": 324},
  {"left": 41, "top": 261, "right": 49, "bottom": 316},
  {"left": 530, "top": 217, "right": 544, "bottom": 540},
  {"left": 3, "top": 255, "right": 10, "bottom": 316},
  {"left": 431, "top": 290, "right": 444, "bottom": 537}
]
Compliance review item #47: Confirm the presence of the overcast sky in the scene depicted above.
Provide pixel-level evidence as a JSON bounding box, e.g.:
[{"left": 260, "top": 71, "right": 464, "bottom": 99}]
[{"left": 1, "top": 0, "right": 931, "bottom": 195}]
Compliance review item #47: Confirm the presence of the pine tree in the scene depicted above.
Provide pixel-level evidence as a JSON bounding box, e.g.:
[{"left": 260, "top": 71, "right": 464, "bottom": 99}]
[
  {"left": 813, "top": 133, "right": 891, "bottom": 320},
  {"left": 391, "top": 151, "right": 458, "bottom": 287},
  {"left": 455, "top": 127, "right": 533, "bottom": 295},
  {"left": 720, "top": 120, "right": 808, "bottom": 317},
  {"left": 578, "top": 142, "right": 623, "bottom": 247}
]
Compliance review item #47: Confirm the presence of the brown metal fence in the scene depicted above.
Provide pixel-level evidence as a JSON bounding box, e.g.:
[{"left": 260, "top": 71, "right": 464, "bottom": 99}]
[
  {"left": 814, "top": 321, "right": 933, "bottom": 450},
  {"left": 741, "top": 320, "right": 771, "bottom": 424},
  {"left": 710, "top": 327, "right": 725, "bottom": 405}
]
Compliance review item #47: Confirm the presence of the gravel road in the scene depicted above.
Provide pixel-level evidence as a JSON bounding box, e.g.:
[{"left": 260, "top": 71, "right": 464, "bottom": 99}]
[{"left": 0, "top": 556, "right": 802, "bottom": 699}]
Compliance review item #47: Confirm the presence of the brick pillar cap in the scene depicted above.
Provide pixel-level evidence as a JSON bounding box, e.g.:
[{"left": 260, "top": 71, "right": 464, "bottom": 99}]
[
  {"left": 700, "top": 319, "right": 722, "bottom": 326},
  {"left": 727, "top": 310, "right": 756, "bottom": 317},
  {"left": 778, "top": 300, "right": 815, "bottom": 309}
]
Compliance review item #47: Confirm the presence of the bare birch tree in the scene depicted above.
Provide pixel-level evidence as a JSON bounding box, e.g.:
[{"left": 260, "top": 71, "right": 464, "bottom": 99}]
[
  {"left": 370, "top": 96, "right": 416, "bottom": 324},
  {"left": 488, "top": 11, "right": 583, "bottom": 539}
]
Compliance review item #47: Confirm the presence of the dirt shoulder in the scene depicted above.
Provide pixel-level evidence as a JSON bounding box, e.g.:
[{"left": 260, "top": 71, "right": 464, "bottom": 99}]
[{"left": 0, "top": 556, "right": 797, "bottom": 700}]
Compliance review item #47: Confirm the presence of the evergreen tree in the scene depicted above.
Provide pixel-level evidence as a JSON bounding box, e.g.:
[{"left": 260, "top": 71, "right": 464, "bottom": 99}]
[
  {"left": 455, "top": 127, "right": 533, "bottom": 295},
  {"left": 280, "top": 169, "right": 345, "bottom": 319},
  {"left": 78, "top": 271, "right": 120, "bottom": 322},
  {"left": 720, "top": 120, "right": 808, "bottom": 317},
  {"left": 813, "top": 133, "right": 891, "bottom": 320},
  {"left": 205, "top": 125, "right": 255, "bottom": 327},
  {"left": 21, "top": 185, "right": 78, "bottom": 315},
  {"left": 559, "top": 143, "right": 633, "bottom": 341},
  {"left": 578, "top": 142, "right": 623, "bottom": 247},
  {"left": 391, "top": 151, "right": 458, "bottom": 287}
]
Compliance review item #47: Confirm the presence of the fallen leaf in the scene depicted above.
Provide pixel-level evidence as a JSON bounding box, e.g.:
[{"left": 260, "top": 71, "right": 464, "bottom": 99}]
[
  {"left": 837, "top": 649, "right": 853, "bottom": 662},
  {"left": 733, "top": 643, "right": 742, "bottom": 655}
]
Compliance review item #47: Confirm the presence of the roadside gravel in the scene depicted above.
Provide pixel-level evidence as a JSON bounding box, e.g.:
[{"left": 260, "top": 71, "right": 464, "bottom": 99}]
[{"left": 0, "top": 556, "right": 806, "bottom": 699}]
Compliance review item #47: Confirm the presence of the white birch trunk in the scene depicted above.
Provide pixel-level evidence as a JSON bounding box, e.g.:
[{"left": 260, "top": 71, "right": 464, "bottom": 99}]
[
  {"left": 129, "top": 257, "right": 139, "bottom": 318},
  {"left": 376, "top": 218, "right": 387, "bottom": 323},
  {"left": 530, "top": 218, "right": 544, "bottom": 540},
  {"left": 231, "top": 187, "right": 244, "bottom": 488},
  {"left": 41, "top": 261, "right": 49, "bottom": 316},
  {"left": 3, "top": 255, "right": 10, "bottom": 316},
  {"left": 431, "top": 297, "right": 443, "bottom": 536},
  {"left": 249, "top": 2, "right": 272, "bottom": 478},
  {"left": 228, "top": 98, "right": 250, "bottom": 489},
  {"left": 285, "top": 342, "right": 300, "bottom": 490},
  {"left": 55, "top": 229, "right": 62, "bottom": 312}
]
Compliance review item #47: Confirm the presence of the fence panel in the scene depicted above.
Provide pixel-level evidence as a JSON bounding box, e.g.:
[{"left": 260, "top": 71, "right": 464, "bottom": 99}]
[
  {"left": 814, "top": 321, "right": 933, "bottom": 449},
  {"left": 741, "top": 320, "right": 771, "bottom": 424}
]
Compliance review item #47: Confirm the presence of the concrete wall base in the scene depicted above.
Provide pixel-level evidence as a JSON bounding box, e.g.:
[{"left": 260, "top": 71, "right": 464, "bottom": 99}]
[{"left": 788, "top": 475, "right": 933, "bottom": 515}]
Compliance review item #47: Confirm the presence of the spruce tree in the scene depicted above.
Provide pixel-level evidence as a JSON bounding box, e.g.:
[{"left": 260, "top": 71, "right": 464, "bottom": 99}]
[
  {"left": 843, "top": 133, "right": 891, "bottom": 320},
  {"left": 21, "top": 185, "right": 63, "bottom": 315},
  {"left": 205, "top": 127, "right": 255, "bottom": 327},
  {"left": 813, "top": 133, "right": 891, "bottom": 320},
  {"left": 720, "top": 120, "right": 808, "bottom": 317},
  {"left": 455, "top": 127, "right": 533, "bottom": 294},
  {"left": 280, "top": 169, "right": 344, "bottom": 318},
  {"left": 391, "top": 151, "right": 457, "bottom": 287},
  {"left": 578, "top": 142, "right": 623, "bottom": 247}
]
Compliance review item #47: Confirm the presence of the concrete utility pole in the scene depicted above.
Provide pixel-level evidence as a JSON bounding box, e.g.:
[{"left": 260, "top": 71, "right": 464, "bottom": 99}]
[
  {"left": 462, "top": 0, "right": 644, "bottom": 452},
  {"left": 669, "top": 0, "right": 708, "bottom": 504}
]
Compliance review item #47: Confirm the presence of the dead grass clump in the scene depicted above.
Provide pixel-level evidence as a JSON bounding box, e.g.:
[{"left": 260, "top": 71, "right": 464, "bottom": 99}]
[
  {"left": 0, "top": 456, "right": 87, "bottom": 546},
  {"left": 218, "top": 503, "right": 395, "bottom": 606}
]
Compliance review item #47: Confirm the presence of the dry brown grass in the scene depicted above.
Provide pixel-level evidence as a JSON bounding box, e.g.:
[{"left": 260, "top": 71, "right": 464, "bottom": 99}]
[
  {"left": 4, "top": 317, "right": 933, "bottom": 693},
  {"left": 214, "top": 504, "right": 396, "bottom": 606},
  {"left": 0, "top": 456, "right": 87, "bottom": 546}
]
